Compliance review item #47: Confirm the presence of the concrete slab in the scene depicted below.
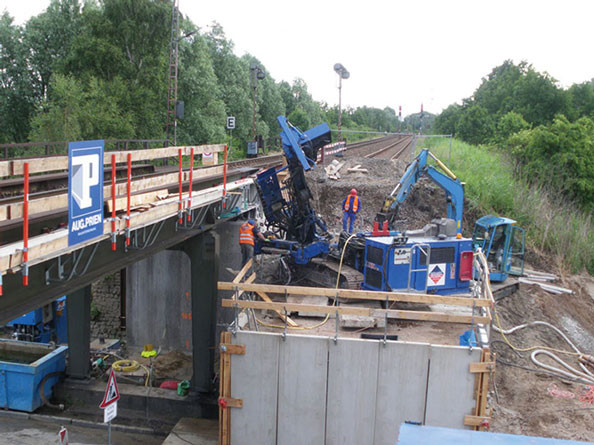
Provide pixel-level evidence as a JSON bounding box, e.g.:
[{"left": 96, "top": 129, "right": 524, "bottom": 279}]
[
  {"left": 340, "top": 314, "right": 376, "bottom": 328},
  {"left": 374, "top": 341, "right": 430, "bottom": 445},
  {"left": 162, "top": 418, "right": 217, "bottom": 444},
  {"left": 277, "top": 335, "right": 328, "bottom": 445},
  {"left": 231, "top": 331, "right": 280, "bottom": 445},
  {"left": 424, "top": 345, "right": 481, "bottom": 428},
  {"left": 326, "top": 337, "right": 379, "bottom": 445},
  {"left": 287, "top": 294, "right": 332, "bottom": 317}
]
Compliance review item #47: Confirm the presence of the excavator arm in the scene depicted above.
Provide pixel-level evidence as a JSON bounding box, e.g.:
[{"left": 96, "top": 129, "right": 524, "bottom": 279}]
[{"left": 375, "top": 149, "right": 464, "bottom": 235}]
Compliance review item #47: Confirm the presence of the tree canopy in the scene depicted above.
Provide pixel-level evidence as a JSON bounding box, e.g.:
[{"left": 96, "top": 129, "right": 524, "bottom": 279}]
[{"left": 0, "top": 0, "right": 429, "bottom": 152}]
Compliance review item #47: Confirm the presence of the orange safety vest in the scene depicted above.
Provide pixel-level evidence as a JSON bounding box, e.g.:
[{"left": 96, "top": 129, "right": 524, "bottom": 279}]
[
  {"left": 239, "top": 222, "right": 255, "bottom": 246},
  {"left": 344, "top": 195, "right": 359, "bottom": 213}
]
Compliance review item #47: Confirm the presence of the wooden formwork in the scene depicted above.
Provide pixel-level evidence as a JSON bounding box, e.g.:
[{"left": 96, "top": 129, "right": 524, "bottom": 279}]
[{"left": 217, "top": 253, "right": 497, "bottom": 442}]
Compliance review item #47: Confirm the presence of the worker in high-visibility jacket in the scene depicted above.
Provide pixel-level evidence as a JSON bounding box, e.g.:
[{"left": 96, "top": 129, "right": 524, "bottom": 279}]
[
  {"left": 239, "top": 219, "right": 266, "bottom": 267},
  {"left": 342, "top": 188, "right": 361, "bottom": 234}
]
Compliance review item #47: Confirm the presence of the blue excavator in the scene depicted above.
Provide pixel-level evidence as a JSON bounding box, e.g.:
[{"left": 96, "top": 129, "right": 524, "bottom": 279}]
[
  {"left": 373, "top": 148, "right": 525, "bottom": 282},
  {"left": 254, "top": 116, "right": 522, "bottom": 293}
]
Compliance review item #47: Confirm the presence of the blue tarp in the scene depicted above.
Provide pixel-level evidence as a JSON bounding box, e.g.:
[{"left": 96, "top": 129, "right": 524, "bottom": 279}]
[{"left": 398, "top": 424, "right": 594, "bottom": 444}]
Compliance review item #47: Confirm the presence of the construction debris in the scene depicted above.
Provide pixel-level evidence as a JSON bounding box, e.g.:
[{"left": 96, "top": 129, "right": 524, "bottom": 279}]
[
  {"left": 519, "top": 278, "right": 573, "bottom": 294},
  {"left": 324, "top": 159, "right": 345, "bottom": 180},
  {"left": 347, "top": 164, "right": 368, "bottom": 174}
]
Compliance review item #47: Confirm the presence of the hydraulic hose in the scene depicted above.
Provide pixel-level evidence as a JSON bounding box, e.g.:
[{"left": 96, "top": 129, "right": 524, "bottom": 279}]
[{"left": 39, "top": 371, "right": 65, "bottom": 410}]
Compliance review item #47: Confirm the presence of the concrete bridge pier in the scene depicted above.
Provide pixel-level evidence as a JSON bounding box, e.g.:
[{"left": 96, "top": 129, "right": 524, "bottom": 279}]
[
  {"left": 182, "top": 231, "right": 220, "bottom": 392},
  {"left": 66, "top": 285, "right": 91, "bottom": 379}
]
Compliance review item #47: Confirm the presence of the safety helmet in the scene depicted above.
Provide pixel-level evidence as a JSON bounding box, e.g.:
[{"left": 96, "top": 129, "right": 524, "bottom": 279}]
[
  {"left": 247, "top": 219, "right": 255, "bottom": 225},
  {"left": 350, "top": 189, "right": 357, "bottom": 195}
]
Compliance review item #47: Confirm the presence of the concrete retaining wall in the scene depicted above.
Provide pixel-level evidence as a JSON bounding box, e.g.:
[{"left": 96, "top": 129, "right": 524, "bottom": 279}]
[{"left": 230, "top": 331, "right": 480, "bottom": 445}]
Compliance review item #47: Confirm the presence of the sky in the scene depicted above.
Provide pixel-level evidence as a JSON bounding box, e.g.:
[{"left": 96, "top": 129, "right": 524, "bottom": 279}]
[{"left": 2, "top": 0, "right": 593, "bottom": 116}]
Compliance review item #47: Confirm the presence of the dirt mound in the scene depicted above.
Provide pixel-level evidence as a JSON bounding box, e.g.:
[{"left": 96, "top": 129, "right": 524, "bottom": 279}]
[
  {"left": 150, "top": 350, "right": 193, "bottom": 382},
  {"left": 490, "top": 275, "right": 594, "bottom": 441},
  {"left": 308, "top": 157, "right": 450, "bottom": 234}
]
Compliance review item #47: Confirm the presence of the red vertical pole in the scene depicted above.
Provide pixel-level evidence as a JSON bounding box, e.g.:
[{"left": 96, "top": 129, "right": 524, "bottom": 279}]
[
  {"left": 178, "top": 148, "right": 183, "bottom": 224},
  {"left": 111, "top": 154, "right": 117, "bottom": 251},
  {"left": 222, "top": 144, "right": 228, "bottom": 209},
  {"left": 126, "top": 153, "right": 131, "bottom": 246},
  {"left": 187, "top": 148, "right": 194, "bottom": 221},
  {"left": 23, "top": 162, "right": 29, "bottom": 286}
]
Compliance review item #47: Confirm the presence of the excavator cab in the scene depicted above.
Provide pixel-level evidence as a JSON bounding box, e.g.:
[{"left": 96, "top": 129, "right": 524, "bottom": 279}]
[{"left": 472, "top": 216, "right": 525, "bottom": 282}]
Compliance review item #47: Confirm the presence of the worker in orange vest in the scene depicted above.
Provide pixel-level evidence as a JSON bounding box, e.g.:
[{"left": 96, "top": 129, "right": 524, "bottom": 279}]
[
  {"left": 239, "top": 219, "right": 266, "bottom": 267},
  {"left": 342, "top": 189, "right": 361, "bottom": 234}
]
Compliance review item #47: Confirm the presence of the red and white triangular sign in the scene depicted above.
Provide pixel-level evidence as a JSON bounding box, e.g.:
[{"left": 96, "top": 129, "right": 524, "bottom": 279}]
[{"left": 99, "top": 369, "right": 120, "bottom": 409}]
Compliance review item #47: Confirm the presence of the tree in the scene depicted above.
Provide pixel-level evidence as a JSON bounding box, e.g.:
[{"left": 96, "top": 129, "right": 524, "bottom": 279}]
[
  {"left": 495, "top": 111, "right": 530, "bottom": 142},
  {"left": 0, "top": 13, "right": 34, "bottom": 142},
  {"left": 29, "top": 74, "right": 135, "bottom": 142},
  {"left": 434, "top": 104, "right": 462, "bottom": 135},
  {"left": 456, "top": 104, "right": 494, "bottom": 144},
  {"left": 204, "top": 23, "right": 252, "bottom": 150},
  {"left": 176, "top": 31, "right": 227, "bottom": 145}
]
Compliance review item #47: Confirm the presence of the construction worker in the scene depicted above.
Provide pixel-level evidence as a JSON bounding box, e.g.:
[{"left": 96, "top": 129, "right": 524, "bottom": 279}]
[
  {"left": 342, "top": 188, "right": 361, "bottom": 234},
  {"left": 239, "top": 219, "right": 266, "bottom": 267}
]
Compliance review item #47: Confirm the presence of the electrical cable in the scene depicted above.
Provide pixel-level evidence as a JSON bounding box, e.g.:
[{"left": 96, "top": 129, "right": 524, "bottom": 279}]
[{"left": 475, "top": 249, "right": 593, "bottom": 385}]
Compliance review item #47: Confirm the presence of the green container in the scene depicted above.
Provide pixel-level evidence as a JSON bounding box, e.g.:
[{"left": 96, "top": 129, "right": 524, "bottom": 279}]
[{"left": 177, "top": 380, "right": 190, "bottom": 396}]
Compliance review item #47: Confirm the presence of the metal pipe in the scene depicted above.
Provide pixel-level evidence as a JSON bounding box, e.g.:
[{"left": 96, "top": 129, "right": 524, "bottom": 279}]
[
  {"left": 23, "top": 162, "right": 29, "bottom": 286},
  {"left": 111, "top": 154, "right": 116, "bottom": 251},
  {"left": 187, "top": 147, "right": 193, "bottom": 221},
  {"left": 126, "top": 153, "right": 131, "bottom": 246},
  {"left": 428, "top": 151, "right": 457, "bottom": 180},
  {"left": 178, "top": 148, "right": 183, "bottom": 223},
  {"left": 223, "top": 144, "right": 228, "bottom": 209}
]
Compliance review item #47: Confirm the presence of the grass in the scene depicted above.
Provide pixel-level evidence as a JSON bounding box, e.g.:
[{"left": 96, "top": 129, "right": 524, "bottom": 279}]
[{"left": 422, "top": 137, "right": 594, "bottom": 275}]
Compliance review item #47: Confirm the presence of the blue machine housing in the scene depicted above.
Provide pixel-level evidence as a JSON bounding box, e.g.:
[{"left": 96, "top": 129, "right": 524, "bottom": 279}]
[
  {"left": 7, "top": 297, "right": 68, "bottom": 344},
  {"left": 362, "top": 235, "right": 473, "bottom": 295}
]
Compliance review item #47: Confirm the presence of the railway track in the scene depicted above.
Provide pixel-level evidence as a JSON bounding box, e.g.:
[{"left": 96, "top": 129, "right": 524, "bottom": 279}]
[{"left": 334, "top": 134, "right": 414, "bottom": 161}]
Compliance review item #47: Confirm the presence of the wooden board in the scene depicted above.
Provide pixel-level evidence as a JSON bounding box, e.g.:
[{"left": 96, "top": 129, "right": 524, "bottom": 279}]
[
  {"left": 221, "top": 299, "right": 491, "bottom": 325},
  {"left": 374, "top": 341, "right": 430, "bottom": 445},
  {"left": 4, "top": 144, "right": 225, "bottom": 177},
  {"left": 326, "top": 337, "right": 379, "bottom": 445},
  {"left": 424, "top": 345, "right": 481, "bottom": 428},
  {"left": 107, "top": 189, "right": 169, "bottom": 213},
  {"left": 230, "top": 331, "right": 279, "bottom": 445},
  {"left": 218, "top": 282, "right": 491, "bottom": 308},
  {"left": 0, "top": 164, "right": 224, "bottom": 221},
  {"left": 277, "top": 335, "right": 328, "bottom": 445}
]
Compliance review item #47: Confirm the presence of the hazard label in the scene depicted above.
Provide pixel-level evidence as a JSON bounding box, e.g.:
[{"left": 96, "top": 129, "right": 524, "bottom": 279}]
[
  {"left": 99, "top": 369, "right": 120, "bottom": 409},
  {"left": 427, "top": 264, "right": 446, "bottom": 286}
]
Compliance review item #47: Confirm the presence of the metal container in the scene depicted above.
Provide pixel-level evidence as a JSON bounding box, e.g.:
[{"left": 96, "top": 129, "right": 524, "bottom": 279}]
[{"left": 0, "top": 339, "right": 67, "bottom": 412}]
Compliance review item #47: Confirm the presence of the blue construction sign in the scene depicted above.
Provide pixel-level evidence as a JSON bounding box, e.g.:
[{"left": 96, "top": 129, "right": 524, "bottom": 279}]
[{"left": 68, "top": 140, "right": 104, "bottom": 246}]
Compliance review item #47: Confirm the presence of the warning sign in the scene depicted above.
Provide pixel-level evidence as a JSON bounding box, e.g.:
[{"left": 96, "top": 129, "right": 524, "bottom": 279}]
[
  {"left": 393, "top": 248, "right": 411, "bottom": 265},
  {"left": 427, "top": 264, "right": 446, "bottom": 286},
  {"left": 99, "top": 369, "right": 120, "bottom": 409}
]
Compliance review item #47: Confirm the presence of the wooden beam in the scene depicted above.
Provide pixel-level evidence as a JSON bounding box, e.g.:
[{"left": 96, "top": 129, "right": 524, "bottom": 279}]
[
  {"left": 220, "top": 343, "right": 245, "bottom": 355},
  {"left": 217, "top": 281, "right": 491, "bottom": 308},
  {"left": 464, "top": 415, "right": 490, "bottom": 427},
  {"left": 2, "top": 144, "right": 226, "bottom": 177},
  {"left": 232, "top": 259, "right": 253, "bottom": 284},
  {"left": 221, "top": 299, "right": 491, "bottom": 324},
  {"left": 469, "top": 362, "right": 496, "bottom": 373},
  {"left": 107, "top": 189, "right": 169, "bottom": 213},
  {"left": 255, "top": 291, "right": 299, "bottom": 327}
]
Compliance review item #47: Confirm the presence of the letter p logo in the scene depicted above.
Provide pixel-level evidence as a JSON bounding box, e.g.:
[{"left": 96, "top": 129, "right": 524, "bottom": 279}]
[{"left": 71, "top": 154, "right": 100, "bottom": 209}]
